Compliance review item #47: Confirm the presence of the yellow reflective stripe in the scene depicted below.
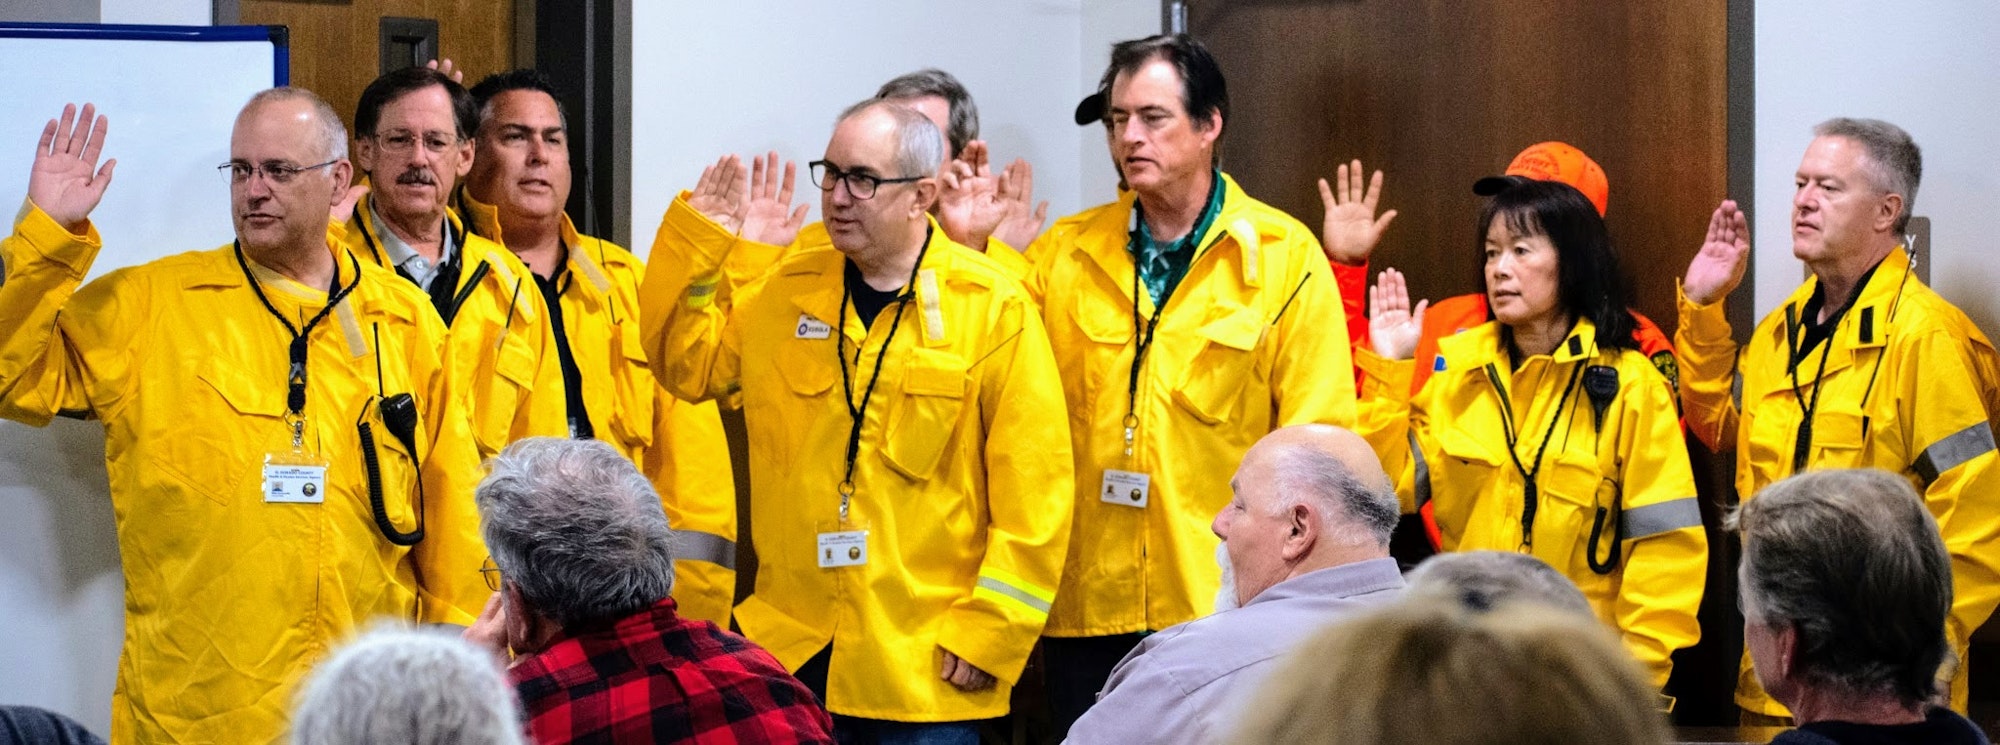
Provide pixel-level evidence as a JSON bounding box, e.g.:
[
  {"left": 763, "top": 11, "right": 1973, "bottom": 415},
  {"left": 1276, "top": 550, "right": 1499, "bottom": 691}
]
[
  {"left": 686, "top": 273, "right": 721, "bottom": 309},
  {"left": 918, "top": 268, "right": 945, "bottom": 343},
  {"left": 975, "top": 568, "right": 1053, "bottom": 615}
]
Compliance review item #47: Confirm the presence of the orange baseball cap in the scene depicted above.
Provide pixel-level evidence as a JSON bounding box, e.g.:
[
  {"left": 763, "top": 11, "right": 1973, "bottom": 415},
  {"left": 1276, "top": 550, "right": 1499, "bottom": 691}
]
[{"left": 1472, "top": 141, "right": 1610, "bottom": 216}]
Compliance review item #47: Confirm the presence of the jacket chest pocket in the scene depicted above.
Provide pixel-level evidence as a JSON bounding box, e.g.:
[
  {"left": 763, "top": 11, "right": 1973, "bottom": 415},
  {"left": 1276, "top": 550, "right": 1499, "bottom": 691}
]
[
  {"left": 1532, "top": 455, "right": 1608, "bottom": 566},
  {"left": 1068, "top": 287, "right": 1136, "bottom": 414},
  {"left": 159, "top": 360, "right": 290, "bottom": 505},
  {"left": 1807, "top": 408, "right": 1874, "bottom": 468},
  {"left": 1171, "top": 309, "right": 1267, "bottom": 425},
  {"left": 608, "top": 329, "right": 657, "bottom": 450},
  {"left": 472, "top": 334, "right": 538, "bottom": 453},
  {"left": 882, "top": 350, "right": 969, "bottom": 482}
]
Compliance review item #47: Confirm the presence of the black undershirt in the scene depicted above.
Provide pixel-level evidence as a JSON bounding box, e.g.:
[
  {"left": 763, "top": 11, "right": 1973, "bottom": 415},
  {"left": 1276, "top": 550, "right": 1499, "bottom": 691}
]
[
  {"left": 844, "top": 260, "right": 905, "bottom": 327},
  {"left": 1793, "top": 263, "right": 1881, "bottom": 367},
  {"left": 535, "top": 251, "right": 593, "bottom": 440}
]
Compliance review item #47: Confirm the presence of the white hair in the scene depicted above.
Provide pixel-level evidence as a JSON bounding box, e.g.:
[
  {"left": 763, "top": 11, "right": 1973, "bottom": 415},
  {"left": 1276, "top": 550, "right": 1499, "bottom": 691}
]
[{"left": 291, "top": 624, "right": 523, "bottom": 745}]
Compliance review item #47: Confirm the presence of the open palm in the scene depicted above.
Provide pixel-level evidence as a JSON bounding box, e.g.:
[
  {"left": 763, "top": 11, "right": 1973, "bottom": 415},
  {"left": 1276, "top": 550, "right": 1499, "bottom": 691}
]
[
  {"left": 29, "top": 103, "right": 116, "bottom": 232},
  {"left": 1318, "top": 159, "right": 1396, "bottom": 266},
  {"left": 1369, "top": 267, "right": 1427, "bottom": 360},
  {"left": 1684, "top": 200, "right": 1750, "bottom": 306}
]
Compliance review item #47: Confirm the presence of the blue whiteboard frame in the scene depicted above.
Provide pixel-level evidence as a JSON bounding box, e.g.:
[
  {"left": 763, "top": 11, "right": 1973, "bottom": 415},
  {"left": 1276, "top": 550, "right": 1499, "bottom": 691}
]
[{"left": 0, "top": 23, "right": 289, "bottom": 86}]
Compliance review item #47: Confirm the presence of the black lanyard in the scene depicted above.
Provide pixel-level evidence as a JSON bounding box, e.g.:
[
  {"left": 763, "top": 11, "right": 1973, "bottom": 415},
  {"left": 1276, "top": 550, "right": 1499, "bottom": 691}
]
[
  {"left": 834, "top": 232, "right": 931, "bottom": 521},
  {"left": 1785, "top": 303, "right": 1839, "bottom": 474},
  {"left": 1484, "top": 358, "right": 1583, "bottom": 549},
  {"left": 1124, "top": 227, "right": 1222, "bottom": 458},
  {"left": 233, "top": 241, "right": 362, "bottom": 446}
]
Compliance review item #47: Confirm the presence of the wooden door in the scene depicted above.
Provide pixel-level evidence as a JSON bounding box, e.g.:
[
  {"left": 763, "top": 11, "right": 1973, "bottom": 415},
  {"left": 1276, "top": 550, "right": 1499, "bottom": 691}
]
[
  {"left": 1191, "top": 0, "right": 1727, "bottom": 335},
  {"left": 232, "top": 0, "right": 520, "bottom": 139}
]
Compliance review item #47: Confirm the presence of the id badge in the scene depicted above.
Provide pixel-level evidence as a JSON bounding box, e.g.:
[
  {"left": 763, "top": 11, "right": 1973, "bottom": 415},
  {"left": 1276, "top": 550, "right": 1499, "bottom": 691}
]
[
  {"left": 816, "top": 519, "right": 869, "bottom": 568},
  {"left": 1100, "top": 469, "right": 1151, "bottom": 508},
  {"left": 264, "top": 448, "right": 328, "bottom": 504}
]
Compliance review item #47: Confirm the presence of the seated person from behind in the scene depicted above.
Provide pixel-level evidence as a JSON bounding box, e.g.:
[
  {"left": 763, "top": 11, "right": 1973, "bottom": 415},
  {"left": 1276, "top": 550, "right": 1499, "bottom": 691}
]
[
  {"left": 1230, "top": 597, "right": 1670, "bottom": 745},
  {"left": 1405, "top": 549, "right": 1592, "bottom": 617},
  {"left": 1065, "top": 424, "right": 1405, "bottom": 745},
  {"left": 1735, "top": 468, "right": 1990, "bottom": 744},
  {"left": 292, "top": 624, "right": 523, "bottom": 745},
  {"left": 462, "top": 437, "right": 834, "bottom": 745}
]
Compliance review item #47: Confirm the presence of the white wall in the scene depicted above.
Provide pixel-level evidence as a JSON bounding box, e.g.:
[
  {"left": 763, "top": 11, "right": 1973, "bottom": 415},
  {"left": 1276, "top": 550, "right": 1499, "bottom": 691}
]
[
  {"left": 630, "top": 0, "right": 1159, "bottom": 248},
  {"left": 99, "top": 0, "right": 207, "bottom": 25},
  {"left": 1754, "top": 2, "right": 2000, "bottom": 333}
]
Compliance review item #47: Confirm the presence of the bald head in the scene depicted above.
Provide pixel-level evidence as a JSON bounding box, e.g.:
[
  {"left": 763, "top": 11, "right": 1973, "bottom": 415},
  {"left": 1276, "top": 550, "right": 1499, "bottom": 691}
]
[{"left": 1214, "top": 425, "right": 1398, "bottom": 606}]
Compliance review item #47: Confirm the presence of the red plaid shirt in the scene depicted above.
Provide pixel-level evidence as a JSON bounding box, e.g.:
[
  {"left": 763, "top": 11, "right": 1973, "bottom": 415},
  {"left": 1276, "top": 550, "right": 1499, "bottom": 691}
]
[{"left": 511, "top": 597, "right": 834, "bottom": 744}]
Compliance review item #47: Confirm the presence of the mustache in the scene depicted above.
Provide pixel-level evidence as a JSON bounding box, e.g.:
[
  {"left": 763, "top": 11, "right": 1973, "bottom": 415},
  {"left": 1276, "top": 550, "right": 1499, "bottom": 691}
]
[{"left": 394, "top": 169, "right": 437, "bottom": 186}]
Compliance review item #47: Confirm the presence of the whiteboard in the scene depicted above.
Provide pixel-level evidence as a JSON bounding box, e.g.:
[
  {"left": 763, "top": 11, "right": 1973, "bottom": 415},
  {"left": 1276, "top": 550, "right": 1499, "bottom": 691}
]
[
  {"left": 0, "top": 22, "right": 285, "bottom": 736},
  {"left": 0, "top": 24, "right": 287, "bottom": 280}
]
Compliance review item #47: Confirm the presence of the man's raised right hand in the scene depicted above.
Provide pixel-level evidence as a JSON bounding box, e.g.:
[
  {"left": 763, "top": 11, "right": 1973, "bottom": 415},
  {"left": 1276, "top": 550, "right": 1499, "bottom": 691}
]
[
  {"left": 1683, "top": 200, "right": 1750, "bottom": 306},
  {"left": 29, "top": 103, "right": 116, "bottom": 234}
]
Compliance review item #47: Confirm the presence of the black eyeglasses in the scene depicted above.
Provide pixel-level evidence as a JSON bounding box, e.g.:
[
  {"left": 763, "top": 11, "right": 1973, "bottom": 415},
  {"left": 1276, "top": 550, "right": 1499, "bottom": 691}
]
[
  {"left": 808, "top": 160, "right": 923, "bottom": 200},
  {"left": 219, "top": 159, "right": 340, "bottom": 185}
]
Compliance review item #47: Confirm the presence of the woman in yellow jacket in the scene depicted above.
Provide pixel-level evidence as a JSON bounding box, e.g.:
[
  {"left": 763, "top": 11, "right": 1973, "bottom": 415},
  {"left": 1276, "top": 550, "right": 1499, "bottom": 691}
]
[{"left": 1356, "top": 177, "right": 1706, "bottom": 693}]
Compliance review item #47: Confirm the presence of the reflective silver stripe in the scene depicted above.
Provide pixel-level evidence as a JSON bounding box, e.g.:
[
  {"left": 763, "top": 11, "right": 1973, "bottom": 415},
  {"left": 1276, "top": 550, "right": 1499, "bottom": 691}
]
[
  {"left": 1730, "top": 371, "right": 1743, "bottom": 410},
  {"left": 673, "top": 530, "right": 737, "bottom": 571},
  {"left": 977, "top": 576, "right": 1053, "bottom": 614},
  {"left": 1915, "top": 422, "right": 1998, "bottom": 485},
  {"left": 1409, "top": 431, "right": 1431, "bottom": 510},
  {"left": 1621, "top": 497, "right": 1702, "bottom": 541}
]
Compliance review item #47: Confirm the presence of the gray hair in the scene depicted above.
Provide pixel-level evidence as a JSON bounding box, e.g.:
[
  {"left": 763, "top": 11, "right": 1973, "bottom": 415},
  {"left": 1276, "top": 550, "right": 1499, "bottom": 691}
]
[
  {"left": 476, "top": 437, "right": 676, "bottom": 629},
  {"left": 1730, "top": 468, "right": 1951, "bottom": 706},
  {"left": 874, "top": 68, "right": 979, "bottom": 159},
  {"left": 1813, "top": 117, "right": 1922, "bottom": 233},
  {"left": 836, "top": 99, "right": 946, "bottom": 181},
  {"left": 291, "top": 624, "right": 523, "bottom": 745},
  {"left": 1406, "top": 551, "right": 1593, "bottom": 616},
  {"left": 243, "top": 87, "right": 349, "bottom": 162},
  {"left": 1266, "top": 444, "right": 1399, "bottom": 549}
]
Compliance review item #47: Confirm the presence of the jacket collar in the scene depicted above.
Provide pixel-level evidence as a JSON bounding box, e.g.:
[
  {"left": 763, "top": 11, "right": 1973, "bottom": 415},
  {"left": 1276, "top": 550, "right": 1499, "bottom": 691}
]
[
  {"left": 788, "top": 215, "right": 960, "bottom": 349},
  {"left": 1072, "top": 172, "right": 1265, "bottom": 312},
  {"left": 1434, "top": 316, "right": 1602, "bottom": 373}
]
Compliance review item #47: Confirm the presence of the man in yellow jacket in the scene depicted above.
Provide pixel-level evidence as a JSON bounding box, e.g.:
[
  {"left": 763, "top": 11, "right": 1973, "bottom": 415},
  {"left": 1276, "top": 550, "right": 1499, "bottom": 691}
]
[
  {"left": 0, "top": 94, "right": 489, "bottom": 744},
  {"left": 1678, "top": 117, "right": 2000, "bottom": 721},
  {"left": 639, "top": 100, "right": 1073, "bottom": 739},
  {"left": 460, "top": 69, "right": 738, "bottom": 624},
  {"left": 340, "top": 65, "right": 564, "bottom": 458},
  {"left": 1027, "top": 34, "right": 1356, "bottom": 735}
]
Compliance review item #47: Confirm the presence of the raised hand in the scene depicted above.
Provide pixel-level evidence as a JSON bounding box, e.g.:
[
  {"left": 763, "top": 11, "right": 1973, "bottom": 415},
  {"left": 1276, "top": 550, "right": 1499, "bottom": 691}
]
[
  {"left": 686, "top": 154, "right": 746, "bottom": 234},
  {"left": 425, "top": 58, "right": 463, "bottom": 84},
  {"left": 1317, "top": 159, "right": 1397, "bottom": 266},
  {"left": 934, "top": 140, "right": 1008, "bottom": 248},
  {"left": 993, "top": 157, "right": 1050, "bottom": 251},
  {"left": 1683, "top": 200, "right": 1750, "bottom": 306},
  {"left": 29, "top": 103, "right": 116, "bottom": 233},
  {"left": 1369, "top": 268, "right": 1427, "bottom": 361},
  {"left": 738, "top": 151, "right": 809, "bottom": 247},
  {"left": 331, "top": 183, "right": 368, "bottom": 222}
]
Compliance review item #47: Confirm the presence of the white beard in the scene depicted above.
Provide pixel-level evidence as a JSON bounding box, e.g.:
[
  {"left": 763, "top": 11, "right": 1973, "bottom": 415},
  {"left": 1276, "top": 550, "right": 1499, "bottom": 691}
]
[{"left": 1214, "top": 541, "right": 1239, "bottom": 612}]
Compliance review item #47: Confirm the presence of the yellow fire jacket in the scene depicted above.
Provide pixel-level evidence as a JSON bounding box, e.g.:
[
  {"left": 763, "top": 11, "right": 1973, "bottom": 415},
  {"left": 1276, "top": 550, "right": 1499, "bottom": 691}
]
[
  {"left": 1025, "top": 174, "right": 1356, "bottom": 636},
  {"left": 458, "top": 193, "right": 739, "bottom": 624},
  {"left": 638, "top": 196, "right": 1075, "bottom": 721},
  {"left": 1678, "top": 246, "right": 2000, "bottom": 716},
  {"left": 0, "top": 204, "right": 489, "bottom": 744},
  {"left": 341, "top": 193, "right": 565, "bottom": 458},
  {"left": 1356, "top": 320, "right": 1706, "bottom": 688}
]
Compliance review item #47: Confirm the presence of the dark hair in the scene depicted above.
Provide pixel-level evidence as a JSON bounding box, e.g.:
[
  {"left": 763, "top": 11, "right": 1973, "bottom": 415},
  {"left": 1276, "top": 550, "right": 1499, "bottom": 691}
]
[
  {"left": 875, "top": 68, "right": 978, "bottom": 160},
  {"left": 1731, "top": 469, "right": 1952, "bottom": 706},
  {"left": 1476, "top": 177, "right": 1637, "bottom": 352},
  {"left": 355, "top": 66, "right": 478, "bottom": 140},
  {"left": 1097, "top": 34, "right": 1228, "bottom": 142},
  {"left": 469, "top": 68, "right": 568, "bottom": 131}
]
